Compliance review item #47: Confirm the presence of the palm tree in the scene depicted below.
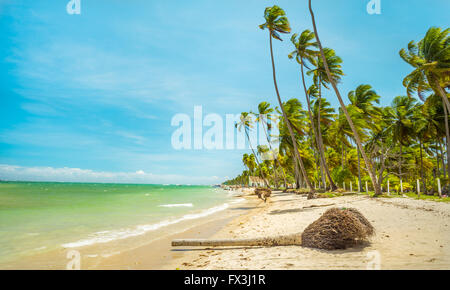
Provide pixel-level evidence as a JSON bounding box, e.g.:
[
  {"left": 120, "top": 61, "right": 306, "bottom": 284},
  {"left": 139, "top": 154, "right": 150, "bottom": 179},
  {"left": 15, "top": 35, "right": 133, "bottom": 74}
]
[
  {"left": 384, "top": 96, "right": 418, "bottom": 192},
  {"left": 308, "top": 0, "right": 381, "bottom": 196},
  {"left": 252, "top": 102, "right": 288, "bottom": 188},
  {"left": 414, "top": 103, "right": 437, "bottom": 195},
  {"left": 236, "top": 112, "right": 269, "bottom": 187},
  {"left": 242, "top": 153, "right": 250, "bottom": 172},
  {"left": 259, "top": 5, "right": 314, "bottom": 191},
  {"left": 400, "top": 27, "right": 450, "bottom": 112},
  {"left": 289, "top": 30, "right": 337, "bottom": 191},
  {"left": 307, "top": 48, "right": 344, "bottom": 189},
  {"left": 400, "top": 27, "right": 450, "bottom": 179},
  {"left": 348, "top": 84, "right": 382, "bottom": 191}
]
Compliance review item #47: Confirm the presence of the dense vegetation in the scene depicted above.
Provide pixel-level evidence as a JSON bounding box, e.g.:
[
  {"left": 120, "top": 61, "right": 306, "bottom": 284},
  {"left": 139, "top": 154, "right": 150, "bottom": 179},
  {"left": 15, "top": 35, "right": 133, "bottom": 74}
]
[{"left": 224, "top": 3, "right": 450, "bottom": 198}]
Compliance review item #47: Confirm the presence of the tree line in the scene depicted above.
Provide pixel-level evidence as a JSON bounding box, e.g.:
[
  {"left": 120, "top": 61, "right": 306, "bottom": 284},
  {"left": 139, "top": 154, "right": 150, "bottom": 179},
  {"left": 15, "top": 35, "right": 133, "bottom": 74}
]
[{"left": 224, "top": 3, "right": 449, "bottom": 197}]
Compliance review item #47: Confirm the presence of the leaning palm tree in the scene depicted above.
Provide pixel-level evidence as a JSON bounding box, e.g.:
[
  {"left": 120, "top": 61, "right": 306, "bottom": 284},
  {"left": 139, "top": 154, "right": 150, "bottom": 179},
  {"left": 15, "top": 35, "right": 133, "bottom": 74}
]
[
  {"left": 308, "top": 0, "right": 381, "bottom": 196},
  {"left": 259, "top": 5, "right": 314, "bottom": 192},
  {"left": 307, "top": 48, "right": 344, "bottom": 189},
  {"left": 400, "top": 27, "right": 450, "bottom": 179},
  {"left": 236, "top": 112, "right": 269, "bottom": 187},
  {"left": 400, "top": 27, "right": 450, "bottom": 113},
  {"left": 289, "top": 30, "right": 337, "bottom": 191}
]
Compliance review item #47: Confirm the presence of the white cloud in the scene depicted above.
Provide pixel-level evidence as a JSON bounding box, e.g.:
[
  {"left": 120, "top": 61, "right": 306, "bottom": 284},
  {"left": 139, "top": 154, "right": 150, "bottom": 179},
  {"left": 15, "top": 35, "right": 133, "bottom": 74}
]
[{"left": 0, "top": 164, "right": 224, "bottom": 185}]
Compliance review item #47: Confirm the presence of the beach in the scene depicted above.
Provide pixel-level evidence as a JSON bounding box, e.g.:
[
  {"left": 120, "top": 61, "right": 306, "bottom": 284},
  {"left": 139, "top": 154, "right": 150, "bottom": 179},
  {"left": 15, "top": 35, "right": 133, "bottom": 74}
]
[
  {"left": 164, "top": 189, "right": 450, "bottom": 270},
  {"left": 2, "top": 184, "right": 449, "bottom": 270}
]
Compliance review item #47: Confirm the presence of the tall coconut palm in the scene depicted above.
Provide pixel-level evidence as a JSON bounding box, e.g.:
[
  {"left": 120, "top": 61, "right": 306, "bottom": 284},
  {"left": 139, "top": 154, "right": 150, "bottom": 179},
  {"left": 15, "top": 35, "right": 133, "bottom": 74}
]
[
  {"left": 400, "top": 27, "right": 450, "bottom": 179},
  {"left": 259, "top": 5, "right": 314, "bottom": 191},
  {"left": 289, "top": 30, "right": 337, "bottom": 190},
  {"left": 308, "top": 0, "right": 381, "bottom": 196},
  {"left": 348, "top": 84, "right": 382, "bottom": 191},
  {"left": 236, "top": 112, "right": 269, "bottom": 187},
  {"left": 307, "top": 48, "right": 344, "bottom": 189}
]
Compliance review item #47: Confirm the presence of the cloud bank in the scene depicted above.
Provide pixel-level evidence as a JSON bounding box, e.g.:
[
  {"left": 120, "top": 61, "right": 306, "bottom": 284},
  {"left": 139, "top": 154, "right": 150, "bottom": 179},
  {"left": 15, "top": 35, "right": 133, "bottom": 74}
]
[{"left": 0, "top": 164, "right": 222, "bottom": 185}]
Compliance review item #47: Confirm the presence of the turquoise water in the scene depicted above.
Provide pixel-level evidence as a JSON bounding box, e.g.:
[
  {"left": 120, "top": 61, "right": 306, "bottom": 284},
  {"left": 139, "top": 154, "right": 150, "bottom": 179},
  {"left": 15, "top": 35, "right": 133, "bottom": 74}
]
[{"left": 0, "top": 182, "right": 233, "bottom": 266}]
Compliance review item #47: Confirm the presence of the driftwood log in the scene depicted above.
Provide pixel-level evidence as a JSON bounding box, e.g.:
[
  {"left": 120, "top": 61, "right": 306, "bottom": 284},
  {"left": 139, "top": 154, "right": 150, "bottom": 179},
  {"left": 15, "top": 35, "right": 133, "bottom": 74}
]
[
  {"left": 172, "top": 233, "right": 301, "bottom": 247},
  {"left": 172, "top": 208, "right": 374, "bottom": 250}
]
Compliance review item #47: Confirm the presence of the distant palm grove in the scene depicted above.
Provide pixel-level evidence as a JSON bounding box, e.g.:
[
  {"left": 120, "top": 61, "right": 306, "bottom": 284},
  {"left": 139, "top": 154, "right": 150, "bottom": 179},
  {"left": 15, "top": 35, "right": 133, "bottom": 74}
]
[{"left": 224, "top": 3, "right": 450, "bottom": 198}]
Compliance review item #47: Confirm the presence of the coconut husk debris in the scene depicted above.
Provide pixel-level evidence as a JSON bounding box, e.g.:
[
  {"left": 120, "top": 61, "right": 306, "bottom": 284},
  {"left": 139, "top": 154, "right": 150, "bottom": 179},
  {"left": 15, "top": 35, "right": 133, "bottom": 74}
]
[
  {"left": 301, "top": 208, "right": 374, "bottom": 250},
  {"left": 255, "top": 188, "right": 272, "bottom": 202}
]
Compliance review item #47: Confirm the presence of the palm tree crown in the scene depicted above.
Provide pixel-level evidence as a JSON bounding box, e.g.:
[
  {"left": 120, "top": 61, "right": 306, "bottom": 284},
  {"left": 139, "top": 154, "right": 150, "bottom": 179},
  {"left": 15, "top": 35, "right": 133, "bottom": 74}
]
[{"left": 259, "top": 5, "right": 291, "bottom": 41}]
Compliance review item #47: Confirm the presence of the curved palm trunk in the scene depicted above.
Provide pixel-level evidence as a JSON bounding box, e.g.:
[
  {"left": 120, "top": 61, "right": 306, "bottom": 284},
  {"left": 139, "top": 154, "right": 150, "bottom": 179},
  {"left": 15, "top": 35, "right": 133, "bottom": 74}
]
[
  {"left": 268, "top": 32, "right": 314, "bottom": 192},
  {"left": 300, "top": 61, "right": 337, "bottom": 190},
  {"left": 357, "top": 147, "right": 362, "bottom": 192},
  {"left": 308, "top": 0, "right": 381, "bottom": 196},
  {"left": 317, "top": 82, "right": 327, "bottom": 189},
  {"left": 435, "top": 80, "right": 450, "bottom": 114},
  {"left": 244, "top": 128, "right": 270, "bottom": 188}
]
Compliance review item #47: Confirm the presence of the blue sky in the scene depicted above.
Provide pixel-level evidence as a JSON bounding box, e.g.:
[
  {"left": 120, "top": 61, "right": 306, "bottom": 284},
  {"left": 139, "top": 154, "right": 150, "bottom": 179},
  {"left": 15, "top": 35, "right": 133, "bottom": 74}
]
[{"left": 0, "top": 0, "right": 449, "bottom": 184}]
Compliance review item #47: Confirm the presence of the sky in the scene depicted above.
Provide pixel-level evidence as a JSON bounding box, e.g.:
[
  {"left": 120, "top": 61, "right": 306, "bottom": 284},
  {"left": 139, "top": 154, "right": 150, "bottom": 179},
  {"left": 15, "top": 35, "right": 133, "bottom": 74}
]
[{"left": 0, "top": 0, "right": 449, "bottom": 184}]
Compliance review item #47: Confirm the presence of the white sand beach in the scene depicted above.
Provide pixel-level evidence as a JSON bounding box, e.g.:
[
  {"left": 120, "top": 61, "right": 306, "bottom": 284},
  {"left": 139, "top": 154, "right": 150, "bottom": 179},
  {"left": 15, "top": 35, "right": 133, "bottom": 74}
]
[{"left": 164, "top": 189, "right": 450, "bottom": 270}]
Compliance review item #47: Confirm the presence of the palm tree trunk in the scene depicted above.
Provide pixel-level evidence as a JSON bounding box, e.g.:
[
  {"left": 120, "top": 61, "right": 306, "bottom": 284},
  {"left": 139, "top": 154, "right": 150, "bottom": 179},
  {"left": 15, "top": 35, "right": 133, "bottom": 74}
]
[
  {"left": 300, "top": 61, "right": 337, "bottom": 190},
  {"left": 435, "top": 80, "right": 450, "bottom": 114},
  {"left": 268, "top": 32, "right": 314, "bottom": 192},
  {"left": 294, "top": 159, "right": 300, "bottom": 189},
  {"left": 419, "top": 138, "right": 426, "bottom": 194},
  {"left": 308, "top": 0, "right": 381, "bottom": 196},
  {"left": 399, "top": 142, "right": 403, "bottom": 193},
  {"left": 357, "top": 147, "right": 362, "bottom": 192},
  {"left": 172, "top": 233, "right": 302, "bottom": 247},
  {"left": 443, "top": 102, "right": 450, "bottom": 182},
  {"left": 439, "top": 140, "right": 446, "bottom": 179},
  {"left": 316, "top": 82, "right": 328, "bottom": 189}
]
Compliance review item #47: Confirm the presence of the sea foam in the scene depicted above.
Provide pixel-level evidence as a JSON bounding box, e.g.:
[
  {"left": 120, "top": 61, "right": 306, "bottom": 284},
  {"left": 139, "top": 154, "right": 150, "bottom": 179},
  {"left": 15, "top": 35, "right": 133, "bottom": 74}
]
[
  {"left": 61, "top": 200, "right": 243, "bottom": 248},
  {"left": 159, "top": 203, "right": 193, "bottom": 208}
]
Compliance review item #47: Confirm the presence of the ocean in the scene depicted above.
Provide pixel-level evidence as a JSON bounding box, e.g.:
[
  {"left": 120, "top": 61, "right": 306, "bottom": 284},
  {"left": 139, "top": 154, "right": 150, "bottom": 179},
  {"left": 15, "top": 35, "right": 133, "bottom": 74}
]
[{"left": 0, "top": 181, "right": 239, "bottom": 267}]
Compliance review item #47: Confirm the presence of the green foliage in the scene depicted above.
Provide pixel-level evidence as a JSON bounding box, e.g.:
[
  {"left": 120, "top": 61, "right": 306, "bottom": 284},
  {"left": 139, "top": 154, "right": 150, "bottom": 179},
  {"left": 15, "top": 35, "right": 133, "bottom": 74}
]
[
  {"left": 331, "top": 166, "right": 353, "bottom": 186},
  {"left": 223, "top": 5, "right": 449, "bottom": 201}
]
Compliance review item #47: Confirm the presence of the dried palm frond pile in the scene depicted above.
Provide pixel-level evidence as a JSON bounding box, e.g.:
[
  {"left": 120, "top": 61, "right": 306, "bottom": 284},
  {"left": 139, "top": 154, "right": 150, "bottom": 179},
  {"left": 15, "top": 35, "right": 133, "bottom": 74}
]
[
  {"left": 301, "top": 208, "right": 374, "bottom": 250},
  {"left": 255, "top": 188, "right": 272, "bottom": 202}
]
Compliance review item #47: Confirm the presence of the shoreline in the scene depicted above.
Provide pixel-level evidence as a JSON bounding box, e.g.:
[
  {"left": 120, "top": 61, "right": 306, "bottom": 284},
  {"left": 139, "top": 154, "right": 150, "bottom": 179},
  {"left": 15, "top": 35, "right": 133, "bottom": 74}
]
[
  {"left": 90, "top": 188, "right": 261, "bottom": 270},
  {"left": 2, "top": 187, "right": 260, "bottom": 270}
]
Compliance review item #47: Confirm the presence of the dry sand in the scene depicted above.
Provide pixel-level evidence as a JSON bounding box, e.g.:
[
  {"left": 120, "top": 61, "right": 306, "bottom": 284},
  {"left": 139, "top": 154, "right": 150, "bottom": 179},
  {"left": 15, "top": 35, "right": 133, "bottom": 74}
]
[{"left": 165, "top": 190, "right": 450, "bottom": 270}]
